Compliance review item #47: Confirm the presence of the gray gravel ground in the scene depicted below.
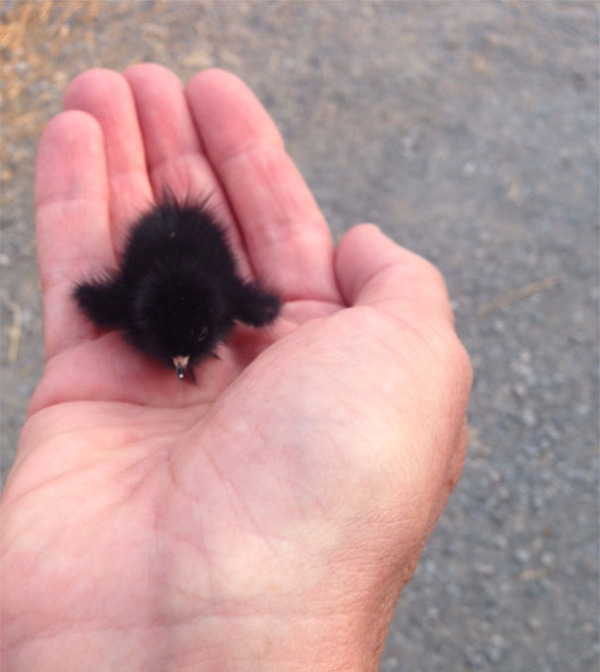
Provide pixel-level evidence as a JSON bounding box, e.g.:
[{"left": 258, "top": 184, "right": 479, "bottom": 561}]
[{"left": 2, "top": 2, "right": 598, "bottom": 670}]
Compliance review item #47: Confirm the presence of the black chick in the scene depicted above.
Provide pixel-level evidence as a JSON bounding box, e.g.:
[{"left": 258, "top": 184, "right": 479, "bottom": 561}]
[{"left": 74, "top": 198, "right": 280, "bottom": 381}]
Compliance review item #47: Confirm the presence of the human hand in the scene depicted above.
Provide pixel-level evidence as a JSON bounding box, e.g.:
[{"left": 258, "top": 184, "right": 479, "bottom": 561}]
[{"left": 1, "top": 65, "right": 472, "bottom": 671}]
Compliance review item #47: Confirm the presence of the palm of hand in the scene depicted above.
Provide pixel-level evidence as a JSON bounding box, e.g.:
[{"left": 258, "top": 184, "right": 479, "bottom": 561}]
[{"left": 2, "top": 66, "right": 471, "bottom": 668}]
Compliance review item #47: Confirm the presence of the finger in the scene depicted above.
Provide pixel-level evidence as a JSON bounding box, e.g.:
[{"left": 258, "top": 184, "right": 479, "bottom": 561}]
[
  {"left": 64, "top": 69, "right": 154, "bottom": 254},
  {"left": 122, "top": 63, "right": 251, "bottom": 275},
  {"left": 185, "top": 69, "right": 338, "bottom": 302},
  {"left": 335, "top": 224, "right": 455, "bottom": 327},
  {"left": 35, "top": 110, "right": 111, "bottom": 359}
]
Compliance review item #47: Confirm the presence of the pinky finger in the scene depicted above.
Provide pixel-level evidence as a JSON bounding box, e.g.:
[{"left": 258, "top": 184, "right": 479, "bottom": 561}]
[{"left": 35, "top": 110, "right": 112, "bottom": 360}]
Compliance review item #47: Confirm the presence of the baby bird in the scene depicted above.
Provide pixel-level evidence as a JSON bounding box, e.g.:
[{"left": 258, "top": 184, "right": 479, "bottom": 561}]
[{"left": 74, "top": 198, "right": 280, "bottom": 381}]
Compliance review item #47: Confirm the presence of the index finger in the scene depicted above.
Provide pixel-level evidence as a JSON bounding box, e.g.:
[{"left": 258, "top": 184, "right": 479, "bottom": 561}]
[{"left": 185, "top": 70, "right": 339, "bottom": 303}]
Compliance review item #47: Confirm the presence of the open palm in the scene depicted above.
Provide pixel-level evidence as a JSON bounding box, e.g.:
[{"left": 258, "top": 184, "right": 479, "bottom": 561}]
[{"left": 2, "top": 66, "right": 471, "bottom": 671}]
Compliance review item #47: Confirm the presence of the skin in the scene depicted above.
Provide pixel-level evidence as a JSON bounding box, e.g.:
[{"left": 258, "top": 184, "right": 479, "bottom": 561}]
[{"left": 1, "top": 65, "right": 472, "bottom": 671}]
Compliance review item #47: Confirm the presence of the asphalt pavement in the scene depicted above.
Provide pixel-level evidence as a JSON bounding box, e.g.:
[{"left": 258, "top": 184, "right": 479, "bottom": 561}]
[{"left": 1, "top": 2, "right": 598, "bottom": 670}]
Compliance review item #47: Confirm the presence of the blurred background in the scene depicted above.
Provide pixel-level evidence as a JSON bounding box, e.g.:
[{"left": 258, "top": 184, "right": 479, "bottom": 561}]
[{"left": 1, "top": 2, "right": 598, "bottom": 670}]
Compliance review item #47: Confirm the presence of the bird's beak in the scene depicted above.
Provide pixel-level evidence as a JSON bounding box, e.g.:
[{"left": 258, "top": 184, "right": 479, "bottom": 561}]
[{"left": 173, "top": 355, "right": 190, "bottom": 380}]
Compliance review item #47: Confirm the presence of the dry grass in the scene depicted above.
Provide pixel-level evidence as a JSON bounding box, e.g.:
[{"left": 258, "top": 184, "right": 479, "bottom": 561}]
[
  {"left": 477, "top": 276, "right": 562, "bottom": 317},
  {"left": 0, "top": 1, "right": 102, "bottom": 212},
  {"left": 1, "top": 1, "right": 99, "bottom": 101},
  {"left": 0, "top": 0, "right": 100, "bottom": 137}
]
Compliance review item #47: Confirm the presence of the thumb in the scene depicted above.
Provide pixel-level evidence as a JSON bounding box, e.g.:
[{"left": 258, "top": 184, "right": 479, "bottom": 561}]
[{"left": 335, "top": 224, "right": 455, "bottom": 327}]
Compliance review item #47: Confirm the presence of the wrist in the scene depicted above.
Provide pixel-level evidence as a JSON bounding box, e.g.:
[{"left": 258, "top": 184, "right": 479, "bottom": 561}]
[
  {"left": 166, "top": 541, "right": 403, "bottom": 672},
  {"left": 173, "top": 609, "right": 385, "bottom": 672}
]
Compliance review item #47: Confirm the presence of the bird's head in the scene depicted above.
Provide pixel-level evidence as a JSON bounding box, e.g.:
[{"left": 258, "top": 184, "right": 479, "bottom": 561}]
[{"left": 132, "top": 263, "right": 233, "bottom": 380}]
